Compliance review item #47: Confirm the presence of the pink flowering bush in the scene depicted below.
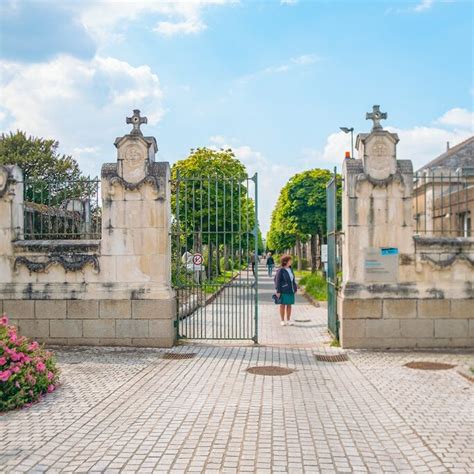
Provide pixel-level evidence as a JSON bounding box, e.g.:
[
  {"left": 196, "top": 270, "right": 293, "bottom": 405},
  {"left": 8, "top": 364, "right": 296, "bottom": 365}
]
[{"left": 0, "top": 314, "right": 60, "bottom": 412}]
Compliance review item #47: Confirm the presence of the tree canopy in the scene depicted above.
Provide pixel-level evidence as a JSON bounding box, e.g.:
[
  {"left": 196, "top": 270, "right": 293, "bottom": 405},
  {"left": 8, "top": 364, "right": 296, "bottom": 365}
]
[
  {"left": 266, "top": 168, "right": 341, "bottom": 270},
  {"left": 0, "top": 131, "right": 83, "bottom": 182},
  {"left": 171, "top": 147, "right": 260, "bottom": 276}
]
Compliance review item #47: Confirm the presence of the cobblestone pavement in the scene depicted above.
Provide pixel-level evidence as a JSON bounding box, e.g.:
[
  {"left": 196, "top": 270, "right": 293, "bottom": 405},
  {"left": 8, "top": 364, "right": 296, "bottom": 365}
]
[{"left": 1, "top": 266, "right": 473, "bottom": 473}]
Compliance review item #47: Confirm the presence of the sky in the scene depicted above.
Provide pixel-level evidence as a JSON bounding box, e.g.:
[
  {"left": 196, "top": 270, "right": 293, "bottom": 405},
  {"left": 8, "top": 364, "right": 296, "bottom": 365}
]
[{"left": 0, "top": 0, "right": 473, "bottom": 234}]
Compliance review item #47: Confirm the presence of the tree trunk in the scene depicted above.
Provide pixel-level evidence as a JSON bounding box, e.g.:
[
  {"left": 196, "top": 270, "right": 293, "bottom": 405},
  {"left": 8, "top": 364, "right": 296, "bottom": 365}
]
[
  {"left": 296, "top": 239, "right": 302, "bottom": 271},
  {"left": 310, "top": 234, "right": 317, "bottom": 273},
  {"left": 207, "top": 241, "right": 213, "bottom": 279}
]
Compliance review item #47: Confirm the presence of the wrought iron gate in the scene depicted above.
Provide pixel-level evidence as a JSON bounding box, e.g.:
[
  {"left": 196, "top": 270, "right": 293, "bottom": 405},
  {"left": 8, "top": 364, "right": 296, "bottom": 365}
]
[
  {"left": 326, "top": 167, "right": 339, "bottom": 339},
  {"left": 171, "top": 173, "right": 258, "bottom": 341}
]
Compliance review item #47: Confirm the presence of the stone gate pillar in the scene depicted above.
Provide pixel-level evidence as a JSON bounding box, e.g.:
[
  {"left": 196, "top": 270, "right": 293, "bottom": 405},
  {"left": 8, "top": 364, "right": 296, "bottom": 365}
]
[
  {"left": 100, "top": 110, "right": 176, "bottom": 347},
  {"left": 339, "top": 106, "right": 414, "bottom": 348}
]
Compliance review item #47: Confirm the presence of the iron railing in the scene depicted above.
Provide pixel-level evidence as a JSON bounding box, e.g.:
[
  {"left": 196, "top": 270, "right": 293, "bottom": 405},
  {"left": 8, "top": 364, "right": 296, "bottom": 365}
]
[
  {"left": 171, "top": 173, "right": 259, "bottom": 341},
  {"left": 22, "top": 177, "right": 101, "bottom": 240},
  {"left": 413, "top": 169, "right": 473, "bottom": 238}
]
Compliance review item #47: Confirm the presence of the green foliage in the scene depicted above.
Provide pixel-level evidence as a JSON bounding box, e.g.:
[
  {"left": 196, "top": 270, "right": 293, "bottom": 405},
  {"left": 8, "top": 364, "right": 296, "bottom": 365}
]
[
  {"left": 171, "top": 148, "right": 259, "bottom": 279},
  {"left": 297, "top": 271, "right": 327, "bottom": 301},
  {"left": 0, "top": 315, "right": 60, "bottom": 412},
  {"left": 267, "top": 169, "right": 342, "bottom": 259},
  {"left": 0, "top": 131, "right": 82, "bottom": 182}
]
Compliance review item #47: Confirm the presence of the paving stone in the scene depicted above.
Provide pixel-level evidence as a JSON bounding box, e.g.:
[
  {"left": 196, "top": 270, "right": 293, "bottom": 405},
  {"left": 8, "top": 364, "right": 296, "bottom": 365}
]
[{"left": 0, "top": 265, "right": 472, "bottom": 472}]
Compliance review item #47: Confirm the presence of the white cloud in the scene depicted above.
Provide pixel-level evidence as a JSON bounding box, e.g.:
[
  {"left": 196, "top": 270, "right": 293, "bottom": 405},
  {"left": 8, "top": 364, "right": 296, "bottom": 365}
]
[
  {"left": 209, "top": 136, "right": 299, "bottom": 234},
  {"left": 414, "top": 0, "right": 434, "bottom": 12},
  {"left": 0, "top": 55, "right": 164, "bottom": 176},
  {"left": 154, "top": 18, "right": 206, "bottom": 36},
  {"left": 436, "top": 107, "right": 474, "bottom": 130},
  {"left": 69, "top": 0, "right": 236, "bottom": 43},
  {"left": 281, "top": 0, "right": 299, "bottom": 4},
  {"left": 302, "top": 107, "right": 474, "bottom": 172},
  {"left": 238, "top": 53, "right": 321, "bottom": 84}
]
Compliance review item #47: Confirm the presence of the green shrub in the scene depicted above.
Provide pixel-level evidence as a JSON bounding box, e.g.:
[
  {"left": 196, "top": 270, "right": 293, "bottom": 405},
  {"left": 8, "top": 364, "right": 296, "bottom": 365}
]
[
  {"left": 298, "top": 271, "right": 327, "bottom": 301},
  {"left": 0, "top": 314, "right": 60, "bottom": 412}
]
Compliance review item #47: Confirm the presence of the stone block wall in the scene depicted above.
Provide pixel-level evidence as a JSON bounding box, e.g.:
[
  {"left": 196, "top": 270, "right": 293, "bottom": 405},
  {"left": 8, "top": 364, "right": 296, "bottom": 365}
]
[{"left": 339, "top": 298, "right": 473, "bottom": 349}]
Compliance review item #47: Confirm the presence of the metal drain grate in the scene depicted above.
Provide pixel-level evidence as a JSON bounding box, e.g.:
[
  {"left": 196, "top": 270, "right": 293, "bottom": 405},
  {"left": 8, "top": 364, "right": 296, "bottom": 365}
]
[
  {"left": 294, "top": 319, "right": 311, "bottom": 323},
  {"left": 315, "top": 353, "right": 349, "bottom": 363},
  {"left": 404, "top": 361, "right": 455, "bottom": 371},
  {"left": 246, "top": 366, "right": 295, "bottom": 376},
  {"left": 162, "top": 352, "right": 197, "bottom": 360}
]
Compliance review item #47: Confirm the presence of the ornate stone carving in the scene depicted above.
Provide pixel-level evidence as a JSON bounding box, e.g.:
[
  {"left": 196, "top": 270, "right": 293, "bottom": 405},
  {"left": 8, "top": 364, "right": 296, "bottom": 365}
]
[
  {"left": 125, "top": 144, "right": 142, "bottom": 161},
  {"left": 420, "top": 253, "right": 474, "bottom": 269},
  {"left": 108, "top": 173, "right": 165, "bottom": 199},
  {"left": 366, "top": 105, "right": 387, "bottom": 131},
  {"left": 126, "top": 109, "right": 147, "bottom": 136},
  {"left": 356, "top": 170, "right": 405, "bottom": 188},
  {"left": 14, "top": 254, "right": 100, "bottom": 274}
]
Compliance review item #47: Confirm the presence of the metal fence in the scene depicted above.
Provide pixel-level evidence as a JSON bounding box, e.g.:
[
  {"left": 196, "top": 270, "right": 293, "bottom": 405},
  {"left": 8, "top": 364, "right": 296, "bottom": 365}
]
[
  {"left": 23, "top": 177, "right": 101, "bottom": 240},
  {"left": 413, "top": 169, "right": 474, "bottom": 238}
]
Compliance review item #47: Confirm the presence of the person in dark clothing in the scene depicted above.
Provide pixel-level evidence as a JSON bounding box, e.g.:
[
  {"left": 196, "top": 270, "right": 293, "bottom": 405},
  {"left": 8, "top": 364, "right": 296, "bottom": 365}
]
[
  {"left": 274, "top": 254, "right": 297, "bottom": 326},
  {"left": 250, "top": 252, "right": 256, "bottom": 277},
  {"left": 266, "top": 252, "right": 275, "bottom": 277}
]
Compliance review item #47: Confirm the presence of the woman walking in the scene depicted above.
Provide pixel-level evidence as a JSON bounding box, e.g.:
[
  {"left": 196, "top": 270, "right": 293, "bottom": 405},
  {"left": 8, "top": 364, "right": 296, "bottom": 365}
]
[
  {"left": 266, "top": 252, "right": 275, "bottom": 277},
  {"left": 274, "top": 255, "right": 297, "bottom": 326}
]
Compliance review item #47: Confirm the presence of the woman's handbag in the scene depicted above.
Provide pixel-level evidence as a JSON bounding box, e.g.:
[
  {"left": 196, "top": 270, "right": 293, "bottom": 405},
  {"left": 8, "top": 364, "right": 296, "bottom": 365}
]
[{"left": 272, "top": 294, "right": 281, "bottom": 304}]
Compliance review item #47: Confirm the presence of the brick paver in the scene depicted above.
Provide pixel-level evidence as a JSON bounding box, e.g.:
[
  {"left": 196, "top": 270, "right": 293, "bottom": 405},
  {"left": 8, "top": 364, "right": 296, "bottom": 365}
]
[{"left": 0, "top": 265, "right": 472, "bottom": 472}]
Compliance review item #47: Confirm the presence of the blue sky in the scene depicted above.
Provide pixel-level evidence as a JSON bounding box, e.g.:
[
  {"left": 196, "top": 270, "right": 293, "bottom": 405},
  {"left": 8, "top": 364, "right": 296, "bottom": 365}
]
[{"left": 0, "top": 0, "right": 473, "bottom": 232}]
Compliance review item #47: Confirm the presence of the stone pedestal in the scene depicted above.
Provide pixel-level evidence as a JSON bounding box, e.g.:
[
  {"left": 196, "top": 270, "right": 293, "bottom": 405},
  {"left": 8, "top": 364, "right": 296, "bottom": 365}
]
[
  {"left": 0, "top": 111, "right": 176, "bottom": 348},
  {"left": 339, "top": 123, "right": 415, "bottom": 348}
]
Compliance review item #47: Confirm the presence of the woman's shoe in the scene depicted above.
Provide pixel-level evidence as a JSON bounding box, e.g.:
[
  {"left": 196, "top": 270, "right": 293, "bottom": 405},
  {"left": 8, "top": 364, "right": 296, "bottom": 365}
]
[
  {"left": 287, "top": 321, "right": 294, "bottom": 326},
  {"left": 280, "top": 321, "right": 286, "bottom": 326}
]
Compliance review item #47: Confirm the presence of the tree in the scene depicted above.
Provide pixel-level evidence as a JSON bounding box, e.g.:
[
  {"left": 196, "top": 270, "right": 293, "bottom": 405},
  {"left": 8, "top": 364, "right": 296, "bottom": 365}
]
[
  {"left": 267, "top": 168, "right": 341, "bottom": 272},
  {"left": 171, "top": 147, "right": 257, "bottom": 277},
  {"left": 0, "top": 131, "right": 98, "bottom": 239},
  {"left": 0, "top": 131, "right": 82, "bottom": 182}
]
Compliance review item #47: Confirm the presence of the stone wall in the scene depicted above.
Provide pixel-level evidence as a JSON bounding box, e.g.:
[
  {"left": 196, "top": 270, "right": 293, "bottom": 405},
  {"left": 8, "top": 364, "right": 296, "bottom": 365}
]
[
  {"left": 0, "top": 111, "right": 176, "bottom": 347},
  {"left": 338, "top": 115, "right": 473, "bottom": 349}
]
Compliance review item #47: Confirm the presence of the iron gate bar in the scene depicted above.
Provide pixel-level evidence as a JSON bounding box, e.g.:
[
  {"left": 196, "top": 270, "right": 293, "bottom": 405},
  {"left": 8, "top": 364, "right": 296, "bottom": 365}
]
[
  {"left": 171, "top": 173, "right": 258, "bottom": 341},
  {"left": 326, "top": 167, "right": 339, "bottom": 340}
]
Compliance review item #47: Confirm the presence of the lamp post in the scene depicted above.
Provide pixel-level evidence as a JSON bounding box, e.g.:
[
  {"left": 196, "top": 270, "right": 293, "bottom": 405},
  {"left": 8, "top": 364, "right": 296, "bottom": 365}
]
[{"left": 340, "top": 126, "right": 354, "bottom": 159}]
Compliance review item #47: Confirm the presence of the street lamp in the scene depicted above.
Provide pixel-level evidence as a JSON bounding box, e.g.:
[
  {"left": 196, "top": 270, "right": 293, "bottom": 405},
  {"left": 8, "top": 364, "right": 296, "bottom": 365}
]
[{"left": 340, "top": 126, "right": 354, "bottom": 159}]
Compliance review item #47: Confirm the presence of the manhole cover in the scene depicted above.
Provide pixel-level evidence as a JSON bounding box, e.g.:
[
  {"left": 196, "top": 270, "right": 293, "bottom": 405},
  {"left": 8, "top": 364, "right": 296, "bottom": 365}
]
[
  {"left": 246, "top": 366, "right": 295, "bottom": 376},
  {"left": 404, "top": 361, "right": 455, "bottom": 371},
  {"left": 315, "top": 353, "right": 349, "bottom": 363},
  {"left": 295, "top": 319, "right": 311, "bottom": 323},
  {"left": 162, "top": 352, "right": 197, "bottom": 360}
]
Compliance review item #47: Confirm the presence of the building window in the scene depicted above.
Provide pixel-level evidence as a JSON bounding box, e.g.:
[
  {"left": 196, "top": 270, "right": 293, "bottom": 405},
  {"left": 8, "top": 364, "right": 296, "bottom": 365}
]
[{"left": 459, "top": 211, "right": 471, "bottom": 237}]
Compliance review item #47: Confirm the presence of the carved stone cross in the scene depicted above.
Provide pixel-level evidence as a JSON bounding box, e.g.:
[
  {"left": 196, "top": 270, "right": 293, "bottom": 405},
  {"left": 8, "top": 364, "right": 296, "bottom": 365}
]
[
  {"left": 366, "top": 105, "right": 387, "bottom": 131},
  {"left": 126, "top": 109, "right": 147, "bottom": 135}
]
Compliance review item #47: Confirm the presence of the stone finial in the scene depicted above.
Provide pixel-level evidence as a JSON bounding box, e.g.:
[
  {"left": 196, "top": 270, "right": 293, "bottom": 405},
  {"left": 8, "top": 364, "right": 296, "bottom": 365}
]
[
  {"left": 366, "top": 105, "right": 387, "bottom": 131},
  {"left": 126, "top": 109, "right": 147, "bottom": 136}
]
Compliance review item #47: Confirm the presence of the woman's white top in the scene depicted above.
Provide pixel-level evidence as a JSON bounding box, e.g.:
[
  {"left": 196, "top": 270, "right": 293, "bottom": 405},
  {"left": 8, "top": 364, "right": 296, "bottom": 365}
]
[{"left": 284, "top": 267, "right": 295, "bottom": 282}]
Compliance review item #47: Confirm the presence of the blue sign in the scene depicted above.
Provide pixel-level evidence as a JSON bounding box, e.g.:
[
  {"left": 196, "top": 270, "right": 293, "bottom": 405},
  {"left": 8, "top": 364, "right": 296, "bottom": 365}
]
[{"left": 380, "top": 247, "right": 399, "bottom": 256}]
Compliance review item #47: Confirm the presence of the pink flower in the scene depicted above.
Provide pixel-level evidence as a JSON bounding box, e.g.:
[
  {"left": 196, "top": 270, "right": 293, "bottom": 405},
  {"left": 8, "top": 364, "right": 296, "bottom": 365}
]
[
  {"left": 47, "top": 384, "right": 55, "bottom": 393},
  {"left": 47, "top": 371, "right": 54, "bottom": 381},
  {"left": 36, "top": 361, "right": 46, "bottom": 372},
  {"left": 0, "top": 314, "right": 8, "bottom": 326},
  {"left": 15, "top": 381, "right": 20, "bottom": 388},
  {"left": 28, "top": 389, "right": 33, "bottom": 397},
  {"left": 0, "top": 357, "right": 6, "bottom": 366},
  {"left": 11, "top": 365, "right": 20, "bottom": 373},
  {"left": 26, "top": 374, "right": 36, "bottom": 385},
  {"left": 10, "top": 351, "right": 20, "bottom": 362},
  {"left": 27, "top": 341, "right": 39, "bottom": 351},
  {"left": 0, "top": 370, "right": 11, "bottom": 382}
]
